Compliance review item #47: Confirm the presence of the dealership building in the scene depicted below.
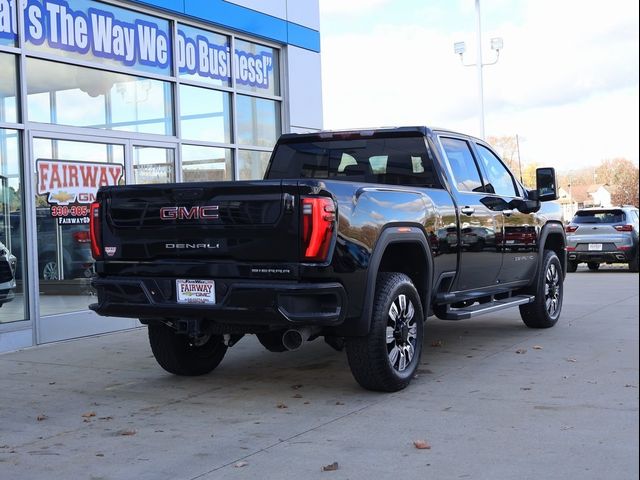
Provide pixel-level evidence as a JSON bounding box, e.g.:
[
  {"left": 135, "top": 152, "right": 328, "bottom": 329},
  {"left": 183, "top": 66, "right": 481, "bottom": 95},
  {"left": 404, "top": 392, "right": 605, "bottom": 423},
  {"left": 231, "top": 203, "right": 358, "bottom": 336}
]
[{"left": 0, "top": 0, "right": 323, "bottom": 351}]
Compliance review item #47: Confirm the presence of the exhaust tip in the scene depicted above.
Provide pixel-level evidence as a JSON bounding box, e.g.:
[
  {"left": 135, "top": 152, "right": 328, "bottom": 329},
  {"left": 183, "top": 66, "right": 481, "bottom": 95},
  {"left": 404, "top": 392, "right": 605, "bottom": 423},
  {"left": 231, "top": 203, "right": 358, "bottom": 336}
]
[{"left": 282, "top": 330, "right": 304, "bottom": 351}]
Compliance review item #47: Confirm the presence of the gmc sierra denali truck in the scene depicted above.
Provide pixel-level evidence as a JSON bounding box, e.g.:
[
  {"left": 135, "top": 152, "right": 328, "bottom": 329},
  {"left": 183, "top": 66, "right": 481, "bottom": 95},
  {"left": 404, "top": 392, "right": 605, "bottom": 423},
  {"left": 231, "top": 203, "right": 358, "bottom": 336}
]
[{"left": 90, "top": 127, "right": 566, "bottom": 392}]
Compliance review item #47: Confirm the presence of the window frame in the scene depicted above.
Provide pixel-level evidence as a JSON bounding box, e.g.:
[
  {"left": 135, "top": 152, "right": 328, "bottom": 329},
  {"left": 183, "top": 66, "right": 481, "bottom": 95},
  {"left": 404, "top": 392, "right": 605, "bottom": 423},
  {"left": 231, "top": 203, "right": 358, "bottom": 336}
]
[
  {"left": 472, "top": 142, "right": 520, "bottom": 198},
  {"left": 438, "top": 135, "right": 486, "bottom": 194}
]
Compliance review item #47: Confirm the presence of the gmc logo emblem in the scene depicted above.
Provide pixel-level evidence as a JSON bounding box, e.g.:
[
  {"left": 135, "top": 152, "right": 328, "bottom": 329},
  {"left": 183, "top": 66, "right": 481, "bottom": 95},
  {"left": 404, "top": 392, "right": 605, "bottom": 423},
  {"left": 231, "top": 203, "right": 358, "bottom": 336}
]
[{"left": 160, "top": 206, "right": 219, "bottom": 220}]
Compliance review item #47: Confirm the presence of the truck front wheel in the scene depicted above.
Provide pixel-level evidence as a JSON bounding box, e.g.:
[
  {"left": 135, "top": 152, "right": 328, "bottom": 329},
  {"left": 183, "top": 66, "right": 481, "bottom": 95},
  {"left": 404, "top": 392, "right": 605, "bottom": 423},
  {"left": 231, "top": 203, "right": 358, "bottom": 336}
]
[
  {"left": 519, "top": 250, "right": 563, "bottom": 328},
  {"left": 346, "top": 272, "right": 424, "bottom": 392},
  {"left": 148, "top": 322, "right": 227, "bottom": 376}
]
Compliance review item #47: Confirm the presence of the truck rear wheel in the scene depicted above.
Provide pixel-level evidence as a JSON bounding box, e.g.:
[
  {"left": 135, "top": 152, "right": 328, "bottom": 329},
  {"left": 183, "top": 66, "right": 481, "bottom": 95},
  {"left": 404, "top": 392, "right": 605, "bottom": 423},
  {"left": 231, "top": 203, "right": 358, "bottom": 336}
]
[
  {"left": 148, "top": 322, "right": 227, "bottom": 376},
  {"left": 519, "top": 250, "right": 563, "bottom": 328},
  {"left": 346, "top": 272, "right": 424, "bottom": 392}
]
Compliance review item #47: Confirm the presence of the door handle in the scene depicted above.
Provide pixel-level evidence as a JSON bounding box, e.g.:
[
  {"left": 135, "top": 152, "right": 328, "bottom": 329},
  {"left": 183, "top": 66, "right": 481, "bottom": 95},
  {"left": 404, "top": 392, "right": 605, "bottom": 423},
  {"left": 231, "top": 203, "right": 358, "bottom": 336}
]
[
  {"left": 460, "top": 206, "right": 475, "bottom": 216},
  {"left": 502, "top": 209, "right": 514, "bottom": 217}
]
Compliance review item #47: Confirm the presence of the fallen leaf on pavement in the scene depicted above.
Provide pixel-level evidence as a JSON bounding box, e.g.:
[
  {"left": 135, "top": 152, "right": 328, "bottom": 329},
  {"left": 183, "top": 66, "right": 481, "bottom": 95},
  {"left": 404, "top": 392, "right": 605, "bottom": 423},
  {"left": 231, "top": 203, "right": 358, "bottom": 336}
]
[
  {"left": 567, "top": 357, "right": 577, "bottom": 362},
  {"left": 234, "top": 461, "right": 248, "bottom": 468},
  {"left": 292, "top": 393, "right": 303, "bottom": 399},
  {"left": 532, "top": 345, "right": 543, "bottom": 350},
  {"left": 82, "top": 412, "right": 96, "bottom": 418},
  {"left": 118, "top": 429, "right": 137, "bottom": 436},
  {"left": 322, "top": 462, "right": 339, "bottom": 471},
  {"left": 276, "top": 403, "right": 288, "bottom": 409},
  {"left": 413, "top": 440, "right": 431, "bottom": 450},
  {"left": 335, "top": 401, "right": 344, "bottom": 405},
  {"left": 96, "top": 453, "right": 104, "bottom": 457},
  {"left": 36, "top": 414, "right": 47, "bottom": 421},
  {"left": 291, "top": 384, "right": 303, "bottom": 390},
  {"left": 515, "top": 348, "right": 527, "bottom": 354}
]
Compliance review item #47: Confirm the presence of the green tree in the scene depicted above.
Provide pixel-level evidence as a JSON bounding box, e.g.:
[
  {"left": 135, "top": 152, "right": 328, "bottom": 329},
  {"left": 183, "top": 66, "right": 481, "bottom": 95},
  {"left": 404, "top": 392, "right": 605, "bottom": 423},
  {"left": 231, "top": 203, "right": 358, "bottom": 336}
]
[{"left": 595, "top": 158, "right": 639, "bottom": 206}]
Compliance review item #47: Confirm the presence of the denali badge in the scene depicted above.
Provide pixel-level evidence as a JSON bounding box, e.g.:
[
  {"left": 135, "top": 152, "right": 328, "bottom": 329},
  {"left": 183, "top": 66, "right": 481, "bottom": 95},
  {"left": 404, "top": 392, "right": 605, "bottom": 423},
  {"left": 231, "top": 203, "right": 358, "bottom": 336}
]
[
  {"left": 105, "top": 246, "right": 117, "bottom": 256},
  {"left": 160, "top": 205, "right": 219, "bottom": 220},
  {"left": 166, "top": 243, "right": 220, "bottom": 249}
]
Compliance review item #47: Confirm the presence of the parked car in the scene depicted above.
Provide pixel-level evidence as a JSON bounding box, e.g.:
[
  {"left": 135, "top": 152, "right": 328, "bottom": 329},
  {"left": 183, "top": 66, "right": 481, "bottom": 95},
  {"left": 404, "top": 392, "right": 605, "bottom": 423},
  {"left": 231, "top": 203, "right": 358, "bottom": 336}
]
[
  {"left": 0, "top": 241, "right": 17, "bottom": 307},
  {"left": 1, "top": 209, "right": 94, "bottom": 280},
  {"left": 565, "top": 206, "right": 639, "bottom": 272}
]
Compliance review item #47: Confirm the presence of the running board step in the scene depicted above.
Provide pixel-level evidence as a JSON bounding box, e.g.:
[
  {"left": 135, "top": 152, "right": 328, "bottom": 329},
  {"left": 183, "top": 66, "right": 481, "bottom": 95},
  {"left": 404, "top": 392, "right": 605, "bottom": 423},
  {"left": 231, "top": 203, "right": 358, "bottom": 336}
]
[{"left": 439, "top": 295, "right": 535, "bottom": 320}]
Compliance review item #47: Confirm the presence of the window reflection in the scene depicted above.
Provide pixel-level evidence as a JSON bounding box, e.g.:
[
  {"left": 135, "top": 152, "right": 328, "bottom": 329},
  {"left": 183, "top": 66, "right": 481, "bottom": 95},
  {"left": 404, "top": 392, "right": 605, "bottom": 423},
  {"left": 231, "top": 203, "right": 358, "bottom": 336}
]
[
  {"left": 182, "top": 145, "right": 232, "bottom": 182},
  {"left": 234, "top": 39, "right": 279, "bottom": 96},
  {"left": 238, "top": 150, "right": 270, "bottom": 180},
  {"left": 0, "top": 53, "right": 18, "bottom": 123},
  {"left": 0, "top": 129, "right": 25, "bottom": 323},
  {"left": 179, "top": 85, "right": 231, "bottom": 143},
  {"left": 236, "top": 95, "right": 279, "bottom": 148},
  {"left": 26, "top": 58, "right": 173, "bottom": 135},
  {"left": 133, "top": 146, "right": 175, "bottom": 184}
]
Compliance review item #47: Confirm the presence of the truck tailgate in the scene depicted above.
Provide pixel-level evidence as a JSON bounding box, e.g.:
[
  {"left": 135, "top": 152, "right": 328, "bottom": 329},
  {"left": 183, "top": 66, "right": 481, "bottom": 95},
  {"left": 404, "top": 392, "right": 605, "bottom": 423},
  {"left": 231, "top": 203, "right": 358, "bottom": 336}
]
[{"left": 100, "top": 180, "right": 299, "bottom": 263}]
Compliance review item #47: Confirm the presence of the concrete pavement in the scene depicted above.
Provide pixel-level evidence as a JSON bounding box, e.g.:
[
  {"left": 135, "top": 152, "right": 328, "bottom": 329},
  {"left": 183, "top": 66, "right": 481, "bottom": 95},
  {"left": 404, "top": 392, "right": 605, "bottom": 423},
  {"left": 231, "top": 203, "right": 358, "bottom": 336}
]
[{"left": 0, "top": 265, "right": 638, "bottom": 479}]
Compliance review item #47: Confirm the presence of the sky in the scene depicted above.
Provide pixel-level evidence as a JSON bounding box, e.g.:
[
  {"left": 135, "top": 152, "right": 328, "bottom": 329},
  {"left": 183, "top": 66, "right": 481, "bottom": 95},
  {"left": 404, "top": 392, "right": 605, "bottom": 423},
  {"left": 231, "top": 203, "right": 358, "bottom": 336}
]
[{"left": 318, "top": 0, "right": 639, "bottom": 171}]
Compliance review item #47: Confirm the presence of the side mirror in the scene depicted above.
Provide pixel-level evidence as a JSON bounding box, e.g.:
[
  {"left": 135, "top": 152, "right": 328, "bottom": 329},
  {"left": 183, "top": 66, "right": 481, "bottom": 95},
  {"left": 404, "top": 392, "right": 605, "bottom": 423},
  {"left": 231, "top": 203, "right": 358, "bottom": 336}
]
[{"left": 536, "top": 167, "right": 558, "bottom": 202}]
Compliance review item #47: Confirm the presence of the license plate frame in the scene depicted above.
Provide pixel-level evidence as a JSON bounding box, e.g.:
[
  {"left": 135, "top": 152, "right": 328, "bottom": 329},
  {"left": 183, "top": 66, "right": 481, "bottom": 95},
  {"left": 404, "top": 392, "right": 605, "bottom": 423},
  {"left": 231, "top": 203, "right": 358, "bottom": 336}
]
[
  {"left": 588, "top": 243, "right": 603, "bottom": 251},
  {"left": 176, "top": 279, "right": 216, "bottom": 304}
]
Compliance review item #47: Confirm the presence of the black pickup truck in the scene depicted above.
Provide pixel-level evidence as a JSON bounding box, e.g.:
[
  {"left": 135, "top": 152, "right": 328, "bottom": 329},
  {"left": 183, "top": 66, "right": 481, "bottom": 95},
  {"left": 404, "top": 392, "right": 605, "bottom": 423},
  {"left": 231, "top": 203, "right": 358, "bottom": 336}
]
[{"left": 90, "top": 127, "right": 565, "bottom": 391}]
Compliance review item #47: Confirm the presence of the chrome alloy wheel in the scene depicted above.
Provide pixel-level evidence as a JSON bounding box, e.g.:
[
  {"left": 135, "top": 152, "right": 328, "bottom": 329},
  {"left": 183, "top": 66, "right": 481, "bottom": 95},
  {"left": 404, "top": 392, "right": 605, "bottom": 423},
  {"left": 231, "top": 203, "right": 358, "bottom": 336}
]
[
  {"left": 544, "top": 262, "right": 561, "bottom": 318},
  {"left": 385, "top": 294, "right": 417, "bottom": 372}
]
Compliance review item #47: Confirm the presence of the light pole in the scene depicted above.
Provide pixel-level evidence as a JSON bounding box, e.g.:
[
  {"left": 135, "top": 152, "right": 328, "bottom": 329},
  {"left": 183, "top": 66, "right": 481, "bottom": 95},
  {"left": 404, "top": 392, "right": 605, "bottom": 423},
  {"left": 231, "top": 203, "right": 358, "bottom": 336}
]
[{"left": 454, "top": 0, "right": 502, "bottom": 139}]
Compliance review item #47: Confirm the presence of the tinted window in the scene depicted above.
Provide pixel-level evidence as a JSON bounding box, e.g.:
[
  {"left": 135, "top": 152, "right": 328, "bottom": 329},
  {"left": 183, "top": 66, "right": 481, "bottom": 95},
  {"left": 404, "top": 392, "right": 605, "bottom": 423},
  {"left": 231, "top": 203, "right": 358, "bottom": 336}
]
[
  {"left": 267, "top": 136, "right": 441, "bottom": 188},
  {"left": 440, "top": 137, "right": 483, "bottom": 192},
  {"left": 572, "top": 210, "right": 626, "bottom": 224},
  {"left": 475, "top": 144, "right": 517, "bottom": 196}
]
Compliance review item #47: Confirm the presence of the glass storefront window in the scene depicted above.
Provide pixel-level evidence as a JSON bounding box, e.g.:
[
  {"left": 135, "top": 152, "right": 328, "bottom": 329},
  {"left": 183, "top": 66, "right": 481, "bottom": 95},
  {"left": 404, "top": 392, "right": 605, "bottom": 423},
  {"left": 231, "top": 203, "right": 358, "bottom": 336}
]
[
  {"left": 26, "top": 58, "right": 173, "bottom": 135},
  {"left": 238, "top": 149, "right": 270, "bottom": 180},
  {"left": 32, "top": 137, "right": 124, "bottom": 317},
  {"left": 0, "top": 0, "right": 17, "bottom": 46},
  {"left": 0, "top": 53, "right": 18, "bottom": 123},
  {"left": 132, "top": 146, "right": 175, "bottom": 184},
  {"left": 24, "top": 0, "right": 171, "bottom": 76},
  {"left": 179, "top": 85, "right": 231, "bottom": 143},
  {"left": 236, "top": 95, "right": 280, "bottom": 148},
  {"left": 234, "top": 39, "right": 279, "bottom": 96},
  {"left": 0, "top": 128, "right": 25, "bottom": 323},
  {"left": 182, "top": 145, "right": 232, "bottom": 182},
  {"left": 177, "top": 24, "right": 231, "bottom": 88}
]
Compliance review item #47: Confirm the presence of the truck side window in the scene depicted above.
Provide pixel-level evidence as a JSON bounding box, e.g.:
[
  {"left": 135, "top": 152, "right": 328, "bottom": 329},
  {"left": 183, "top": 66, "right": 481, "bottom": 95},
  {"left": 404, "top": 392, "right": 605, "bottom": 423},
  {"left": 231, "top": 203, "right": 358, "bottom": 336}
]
[
  {"left": 475, "top": 144, "right": 518, "bottom": 197},
  {"left": 440, "top": 137, "right": 483, "bottom": 193}
]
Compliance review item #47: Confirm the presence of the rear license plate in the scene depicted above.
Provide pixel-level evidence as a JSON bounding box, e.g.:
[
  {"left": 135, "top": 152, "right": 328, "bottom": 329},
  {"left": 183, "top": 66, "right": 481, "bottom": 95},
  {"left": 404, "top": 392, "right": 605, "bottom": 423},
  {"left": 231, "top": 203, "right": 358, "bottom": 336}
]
[
  {"left": 176, "top": 279, "right": 216, "bottom": 304},
  {"left": 588, "top": 243, "right": 603, "bottom": 251}
]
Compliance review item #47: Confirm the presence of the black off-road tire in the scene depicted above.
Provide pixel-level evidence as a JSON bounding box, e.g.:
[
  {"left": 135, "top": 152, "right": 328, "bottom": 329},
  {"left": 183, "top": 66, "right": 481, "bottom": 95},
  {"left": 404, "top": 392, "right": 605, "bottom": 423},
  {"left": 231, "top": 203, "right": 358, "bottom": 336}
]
[
  {"left": 345, "top": 272, "right": 424, "bottom": 392},
  {"left": 256, "top": 331, "right": 288, "bottom": 352},
  {"left": 148, "top": 322, "right": 227, "bottom": 376},
  {"left": 566, "top": 261, "right": 578, "bottom": 273},
  {"left": 519, "top": 250, "right": 563, "bottom": 328},
  {"left": 587, "top": 262, "right": 600, "bottom": 271}
]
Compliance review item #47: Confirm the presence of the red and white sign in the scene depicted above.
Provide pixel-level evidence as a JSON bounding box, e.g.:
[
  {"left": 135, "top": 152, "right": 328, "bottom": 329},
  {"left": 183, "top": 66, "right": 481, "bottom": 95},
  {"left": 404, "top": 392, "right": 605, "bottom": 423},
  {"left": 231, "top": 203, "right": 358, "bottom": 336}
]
[
  {"left": 36, "top": 159, "right": 124, "bottom": 206},
  {"left": 176, "top": 279, "right": 216, "bottom": 304}
]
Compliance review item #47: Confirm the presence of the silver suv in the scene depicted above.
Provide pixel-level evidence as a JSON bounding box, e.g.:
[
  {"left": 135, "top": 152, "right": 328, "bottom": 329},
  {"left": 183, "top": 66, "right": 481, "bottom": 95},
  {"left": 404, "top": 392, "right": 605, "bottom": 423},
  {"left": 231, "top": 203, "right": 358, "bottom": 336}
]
[{"left": 565, "top": 206, "right": 639, "bottom": 272}]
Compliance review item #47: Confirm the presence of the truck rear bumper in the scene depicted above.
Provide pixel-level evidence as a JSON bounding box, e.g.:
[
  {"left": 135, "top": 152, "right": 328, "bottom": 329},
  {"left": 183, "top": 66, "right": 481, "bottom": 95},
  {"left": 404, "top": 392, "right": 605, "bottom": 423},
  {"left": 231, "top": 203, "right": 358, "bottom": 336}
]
[{"left": 90, "top": 276, "right": 347, "bottom": 327}]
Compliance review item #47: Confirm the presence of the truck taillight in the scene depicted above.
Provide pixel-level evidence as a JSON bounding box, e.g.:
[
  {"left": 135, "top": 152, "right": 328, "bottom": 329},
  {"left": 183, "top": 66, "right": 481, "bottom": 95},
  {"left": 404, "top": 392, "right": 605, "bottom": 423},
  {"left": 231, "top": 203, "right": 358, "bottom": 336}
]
[
  {"left": 301, "top": 197, "right": 335, "bottom": 261},
  {"left": 90, "top": 202, "right": 102, "bottom": 259},
  {"left": 614, "top": 225, "right": 633, "bottom": 232},
  {"left": 565, "top": 225, "right": 578, "bottom": 233}
]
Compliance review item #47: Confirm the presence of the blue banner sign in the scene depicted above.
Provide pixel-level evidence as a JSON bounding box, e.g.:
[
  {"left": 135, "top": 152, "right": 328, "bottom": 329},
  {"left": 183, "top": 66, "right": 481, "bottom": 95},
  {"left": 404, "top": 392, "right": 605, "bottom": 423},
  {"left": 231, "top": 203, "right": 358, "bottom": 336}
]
[{"left": 0, "top": 0, "right": 274, "bottom": 89}]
